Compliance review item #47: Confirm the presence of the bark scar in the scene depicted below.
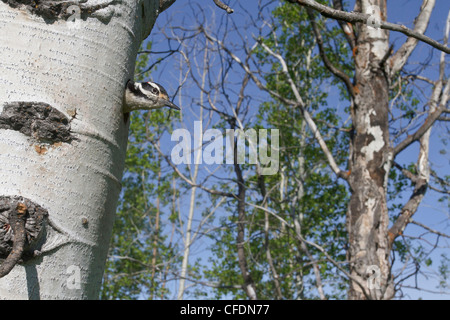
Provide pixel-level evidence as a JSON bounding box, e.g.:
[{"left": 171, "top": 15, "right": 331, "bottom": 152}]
[
  {"left": 0, "top": 202, "right": 27, "bottom": 278},
  {"left": 0, "top": 101, "right": 74, "bottom": 145},
  {"left": 0, "top": 196, "right": 48, "bottom": 278},
  {"left": 0, "top": 0, "right": 119, "bottom": 22}
]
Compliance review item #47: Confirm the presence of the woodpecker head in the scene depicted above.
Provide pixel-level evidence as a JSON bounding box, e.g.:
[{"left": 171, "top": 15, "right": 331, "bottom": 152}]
[{"left": 124, "top": 80, "right": 180, "bottom": 113}]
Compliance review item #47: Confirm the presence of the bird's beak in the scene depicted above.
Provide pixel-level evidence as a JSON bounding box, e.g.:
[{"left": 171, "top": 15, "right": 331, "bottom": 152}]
[{"left": 163, "top": 99, "right": 181, "bottom": 111}]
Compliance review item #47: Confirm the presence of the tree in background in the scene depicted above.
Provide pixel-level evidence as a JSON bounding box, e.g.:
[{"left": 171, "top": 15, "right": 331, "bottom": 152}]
[
  {"left": 101, "top": 0, "right": 449, "bottom": 300},
  {"left": 199, "top": 2, "right": 350, "bottom": 299},
  {"left": 287, "top": 0, "right": 449, "bottom": 299}
]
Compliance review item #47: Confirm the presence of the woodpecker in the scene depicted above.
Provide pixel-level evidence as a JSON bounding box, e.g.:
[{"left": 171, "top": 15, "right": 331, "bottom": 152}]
[{"left": 123, "top": 80, "right": 180, "bottom": 113}]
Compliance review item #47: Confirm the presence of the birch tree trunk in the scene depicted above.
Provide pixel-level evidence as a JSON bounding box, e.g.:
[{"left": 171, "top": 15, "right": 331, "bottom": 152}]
[
  {"left": 0, "top": 0, "right": 174, "bottom": 299},
  {"left": 347, "top": 0, "right": 393, "bottom": 300},
  {"left": 288, "top": 0, "right": 448, "bottom": 300}
]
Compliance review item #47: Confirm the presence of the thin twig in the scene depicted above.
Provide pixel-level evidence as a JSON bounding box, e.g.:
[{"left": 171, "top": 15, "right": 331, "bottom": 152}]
[
  {"left": 289, "top": 0, "right": 450, "bottom": 54},
  {"left": 307, "top": 8, "right": 355, "bottom": 98},
  {"left": 258, "top": 41, "right": 346, "bottom": 180},
  {"left": 410, "top": 220, "right": 450, "bottom": 239}
]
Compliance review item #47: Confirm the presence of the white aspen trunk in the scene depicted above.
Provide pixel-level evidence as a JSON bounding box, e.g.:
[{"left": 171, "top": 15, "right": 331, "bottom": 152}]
[
  {"left": 177, "top": 60, "right": 205, "bottom": 300},
  {"left": 0, "top": 0, "right": 170, "bottom": 299},
  {"left": 177, "top": 182, "right": 198, "bottom": 300}
]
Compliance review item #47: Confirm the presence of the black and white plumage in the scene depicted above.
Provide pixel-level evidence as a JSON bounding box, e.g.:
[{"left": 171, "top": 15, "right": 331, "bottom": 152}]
[{"left": 124, "top": 80, "right": 180, "bottom": 113}]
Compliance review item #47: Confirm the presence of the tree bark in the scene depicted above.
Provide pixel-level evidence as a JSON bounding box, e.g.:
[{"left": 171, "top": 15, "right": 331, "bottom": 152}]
[
  {"left": 291, "top": 0, "right": 446, "bottom": 300},
  {"left": 0, "top": 0, "right": 172, "bottom": 299},
  {"left": 346, "top": 0, "right": 394, "bottom": 300}
]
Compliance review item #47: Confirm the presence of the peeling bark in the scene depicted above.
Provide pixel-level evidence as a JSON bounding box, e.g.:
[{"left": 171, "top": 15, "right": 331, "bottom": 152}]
[
  {"left": 289, "top": 0, "right": 446, "bottom": 300},
  {"left": 346, "top": 0, "right": 394, "bottom": 301}
]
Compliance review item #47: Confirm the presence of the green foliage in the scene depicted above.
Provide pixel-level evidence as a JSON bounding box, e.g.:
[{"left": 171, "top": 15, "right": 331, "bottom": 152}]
[
  {"left": 438, "top": 254, "right": 449, "bottom": 289},
  {"left": 202, "top": 1, "right": 350, "bottom": 300},
  {"left": 101, "top": 0, "right": 447, "bottom": 300}
]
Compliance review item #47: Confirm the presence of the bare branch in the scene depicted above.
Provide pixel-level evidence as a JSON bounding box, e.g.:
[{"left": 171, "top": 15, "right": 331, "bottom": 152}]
[
  {"left": 307, "top": 8, "right": 355, "bottom": 98},
  {"left": 389, "top": 10, "right": 450, "bottom": 246},
  {"left": 331, "top": 0, "right": 356, "bottom": 49},
  {"left": 388, "top": 177, "right": 428, "bottom": 247},
  {"left": 288, "top": 0, "right": 450, "bottom": 54},
  {"left": 248, "top": 201, "right": 370, "bottom": 299},
  {"left": 246, "top": 202, "right": 292, "bottom": 229},
  {"left": 393, "top": 161, "right": 419, "bottom": 183},
  {"left": 410, "top": 220, "right": 450, "bottom": 239},
  {"left": 390, "top": 0, "right": 436, "bottom": 75},
  {"left": 212, "top": 0, "right": 234, "bottom": 14},
  {"left": 389, "top": 76, "right": 449, "bottom": 247},
  {"left": 137, "top": 45, "right": 180, "bottom": 75},
  {"left": 299, "top": 238, "right": 327, "bottom": 300},
  {"left": 149, "top": 138, "right": 236, "bottom": 198},
  {"left": 439, "top": 10, "right": 450, "bottom": 84},
  {"left": 393, "top": 81, "right": 449, "bottom": 157},
  {"left": 201, "top": 27, "right": 292, "bottom": 105},
  {"left": 258, "top": 41, "right": 347, "bottom": 180},
  {"left": 258, "top": 178, "right": 283, "bottom": 299},
  {"left": 297, "top": 234, "right": 373, "bottom": 300}
]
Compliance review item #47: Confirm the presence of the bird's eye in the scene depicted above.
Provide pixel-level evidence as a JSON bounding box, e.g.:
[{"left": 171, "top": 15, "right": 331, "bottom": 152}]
[{"left": 142, "top": 82, "right": 159, "bottom": 95}]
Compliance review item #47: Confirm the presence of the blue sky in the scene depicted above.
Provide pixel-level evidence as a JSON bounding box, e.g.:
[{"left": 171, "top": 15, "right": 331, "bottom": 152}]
[{"left": 137, "top": 0, "right": 449, "bottom": 300}]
